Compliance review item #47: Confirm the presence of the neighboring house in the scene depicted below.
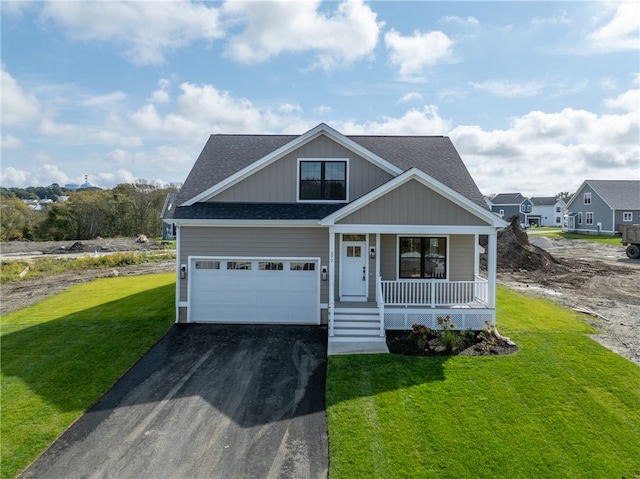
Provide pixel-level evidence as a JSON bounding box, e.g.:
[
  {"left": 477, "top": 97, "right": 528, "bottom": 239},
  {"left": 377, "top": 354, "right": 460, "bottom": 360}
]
[
  {"left": 529, "top": 196, "right": 566, "bottom": 227},
  {"left": 161, "top": 193, "right": 177, "bottom": 240},
  {"left": 489, "top": 193, "right": 533, "bottom": 225},
  {"left": 563, "top": 180, "right": 640, "bottom": 235},
  {"left": 164, "top": 123, "right": 507, "bottom": 350}
]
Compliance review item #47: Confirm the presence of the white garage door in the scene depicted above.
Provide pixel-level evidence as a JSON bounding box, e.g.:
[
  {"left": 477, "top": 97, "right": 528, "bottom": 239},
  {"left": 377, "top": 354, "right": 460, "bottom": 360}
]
[{"left": 189, "top": 257, "right": 320, "bottom": 324}]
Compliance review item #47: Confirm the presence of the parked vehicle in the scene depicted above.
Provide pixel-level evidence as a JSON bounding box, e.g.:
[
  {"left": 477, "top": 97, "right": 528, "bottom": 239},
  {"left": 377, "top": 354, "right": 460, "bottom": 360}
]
[{"left": 620, "top": 224, "right": 640, "bottom": 259}]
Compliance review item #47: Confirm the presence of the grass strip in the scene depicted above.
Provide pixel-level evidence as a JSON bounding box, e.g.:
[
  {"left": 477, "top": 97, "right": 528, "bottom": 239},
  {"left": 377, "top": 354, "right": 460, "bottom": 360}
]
[
  {"left": 326, "top": 286, "right": 640, "bottom": 479},
  {"left": 536, "top": 230, "right": 622, "bottom": 246},
  {"left": 1, "top": 273, "right": 176, "bottom": 479}
]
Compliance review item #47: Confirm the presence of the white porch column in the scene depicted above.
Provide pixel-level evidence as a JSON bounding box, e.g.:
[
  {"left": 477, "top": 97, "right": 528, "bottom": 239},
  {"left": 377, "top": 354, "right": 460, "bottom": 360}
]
[
  {"left": 328, "top": 227, "right": 336, "bottom": 336},
  {"left": 487, "top": 231, "right": 498, "bottom": 322},
  {"left": 375, "top": 233, "right": 380, "bottom": 283},
  {"left": 474, "top": 234, "right": 480, "bottom": 277}
]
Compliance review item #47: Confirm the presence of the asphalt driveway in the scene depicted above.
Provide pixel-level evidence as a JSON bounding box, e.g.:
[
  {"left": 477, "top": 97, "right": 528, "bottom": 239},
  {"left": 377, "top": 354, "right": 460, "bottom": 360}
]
[{"left": 20, "top": 324, "right": 328, "bottom": 479}]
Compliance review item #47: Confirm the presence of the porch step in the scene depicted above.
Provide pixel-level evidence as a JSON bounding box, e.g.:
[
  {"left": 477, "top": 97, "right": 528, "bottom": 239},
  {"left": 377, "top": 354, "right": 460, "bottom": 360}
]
[{"left": 333, "top": 308, "right": 383, "bottom": 339}]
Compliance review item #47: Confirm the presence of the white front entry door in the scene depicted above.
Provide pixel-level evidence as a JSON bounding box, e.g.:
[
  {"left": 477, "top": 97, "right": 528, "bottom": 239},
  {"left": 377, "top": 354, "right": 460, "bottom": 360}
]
[{"left": 341, "top": 241, "right": 367, "bottom": 300}]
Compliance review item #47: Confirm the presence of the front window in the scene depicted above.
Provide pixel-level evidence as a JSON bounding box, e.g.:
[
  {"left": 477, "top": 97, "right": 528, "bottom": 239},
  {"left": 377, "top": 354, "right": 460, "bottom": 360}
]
[
  {"left": 299, "top": 160, "right": 346, "bottom": 201},
  {"left": 578, "top": 213, "right": 583, "bottom": 225},
  {"left": 584, "top": 192, "right": 591, "bottom": 205},
  {"left": 623, "top": 212, "right": 633, "bottom": 222},
  {"left": 399, "top": 237, "right": 446, "bottom": 279}
]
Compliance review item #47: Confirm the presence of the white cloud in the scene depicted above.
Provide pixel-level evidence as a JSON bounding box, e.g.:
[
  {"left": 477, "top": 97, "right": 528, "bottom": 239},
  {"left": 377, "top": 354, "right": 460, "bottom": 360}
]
[
  {"left": 150, "top": 79, "right": 171, "bottom": 104},
  {"left": 81, "top": 91, "right": 127, "bottom": 108},
  {"left": 337, "top": 105, "right": 451, "bottom": 135},
  {"left": 470, "top": 80, "right": 545, "bottom": 98},
  {"left": 40, "top": 1, "right": 224, "bottom": 65},
  {"left": 438, "top": 16, "right": 479, "bottom": 26},
  {"left": 398, "top": 92, "right": 423, "bottom": 104},
  {"left": 0, "top": 164, "right": 69, "bottom": 188},
  {"left": 278, "top": 103, "right": 303, "bottom": 114},
  {"left": 0, "top": 167, "right": 31, "bottom": 187},
  {"left": 450, "top": 98, "right": 640, "bottom": 196},
  {"left": 131, "top": 81, "right": 288, "bottom": 140},
  {"left": 604, "top": 89, "right": 640, "bottom": 113},
  {"left": 531, "top": 10, "right": 570, "bottom": 27},
  {"left": 600, "top": 77, "right": 618, "bottom": 90},
  {"left": 385, "top": 29, "right": 454, "bottom": 80},
  {"left": 39, "top": 118, "right": 84, "bottom": 137},
  {"left": 1, "top": 134, "right": 23, "bottom": 149},
  {"left": 314, "top": 105, "right": 333, "bottom": 116},
  {"left": 223, "top": 0, "right": 381, "bottom": 70},
  {"left": 585, "top": 3, "right": 640, "bottom": 53},
  {"left": 1, "top": 67, "right": 41, "bottom": 126}
]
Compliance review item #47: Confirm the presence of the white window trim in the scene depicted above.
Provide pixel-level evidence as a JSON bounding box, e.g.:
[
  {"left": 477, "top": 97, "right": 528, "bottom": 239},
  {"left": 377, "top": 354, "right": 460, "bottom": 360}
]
[
  {"left": 296, "top": 158, "right": 349, "bottom": 203},
  {"left": 395, "top": 235, "right": 449, "bottom": 281},
  {"left": 584, "top": 192, "right": 591, "bottom": 205},
  {"left": 623, "top": 212, "right": 633, "bottom": 222},
  {"left": 499, "top": 209, "right": 504, "bottom": 217},
  {"left": 578, "top": 212, "right": 583, "bottom": 225},
  {"left": 586, "top": 212, "right": 594, "bottom": 225}
]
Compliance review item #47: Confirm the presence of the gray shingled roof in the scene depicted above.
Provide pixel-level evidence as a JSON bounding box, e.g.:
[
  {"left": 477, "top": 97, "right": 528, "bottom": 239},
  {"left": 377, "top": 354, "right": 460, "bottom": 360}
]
[
  {"left": 168, "top": 131, "right": 488, "bottom": 220},
  {"left": 169, "top": 202, "right": 345, "bottom": 220},
  {"left": 585, "top": 180, "right": 640, "bottom": 210},
  {"left": 490, "top": 193, "right": 527, "bottom": 205},
  {"left": 530, "top": 196, "right": 557, "bottom": 206}
]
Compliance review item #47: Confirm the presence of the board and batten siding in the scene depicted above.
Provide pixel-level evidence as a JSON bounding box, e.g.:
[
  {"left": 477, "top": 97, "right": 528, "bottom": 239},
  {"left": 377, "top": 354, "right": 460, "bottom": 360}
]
[
  {"left": 337, "top": 179, "right": 488, "bottom": 226},
  {"left": 379, "top": 233, "right": 476, "bottom": 281},
  {"left": 210, "top": 135, "right": 393, "bottom": 203},
  {"left": 179, "top": 226, "right": 329, "bottom": 303}
]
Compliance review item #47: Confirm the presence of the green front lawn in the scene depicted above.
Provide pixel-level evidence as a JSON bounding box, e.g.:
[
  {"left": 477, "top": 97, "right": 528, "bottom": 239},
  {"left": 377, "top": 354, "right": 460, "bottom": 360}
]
[
  {"left": 537, "top": 230, "right": 623, "bottom": 246},
  {"left": 1, "top": 273, "right": 175, "bottom": 479},
  {"left": 327, "top": 287, "right": 640, "bottom": 478}
]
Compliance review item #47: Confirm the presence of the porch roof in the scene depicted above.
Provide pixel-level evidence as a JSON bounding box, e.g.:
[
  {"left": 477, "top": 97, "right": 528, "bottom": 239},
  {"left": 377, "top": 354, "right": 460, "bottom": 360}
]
[{"left": 169, "top": 202, "right": 345, "bottom": 220}]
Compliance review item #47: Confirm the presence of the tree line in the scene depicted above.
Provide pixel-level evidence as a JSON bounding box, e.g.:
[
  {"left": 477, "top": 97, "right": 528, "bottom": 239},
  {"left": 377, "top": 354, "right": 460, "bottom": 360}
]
[{"left": 0, "top": 182, "right": 179, "bottom": 242}]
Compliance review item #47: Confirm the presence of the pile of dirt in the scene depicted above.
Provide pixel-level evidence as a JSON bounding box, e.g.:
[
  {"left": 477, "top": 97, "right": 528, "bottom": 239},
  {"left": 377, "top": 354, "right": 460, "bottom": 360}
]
[{"left": 483, "top": 216, "right": 566, "bottom": 273}]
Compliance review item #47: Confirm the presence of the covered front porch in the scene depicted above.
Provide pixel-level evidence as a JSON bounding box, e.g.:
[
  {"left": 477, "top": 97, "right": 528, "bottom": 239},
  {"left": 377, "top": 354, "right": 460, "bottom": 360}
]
[{"left": 326, "top": 226, "right": 499, "bottom": 347}]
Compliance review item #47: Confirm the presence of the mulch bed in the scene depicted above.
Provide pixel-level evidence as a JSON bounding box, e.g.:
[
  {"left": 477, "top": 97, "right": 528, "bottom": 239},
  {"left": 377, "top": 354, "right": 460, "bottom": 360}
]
[{"left": 386, "top": 330, "right": 519, "bottom": 357}]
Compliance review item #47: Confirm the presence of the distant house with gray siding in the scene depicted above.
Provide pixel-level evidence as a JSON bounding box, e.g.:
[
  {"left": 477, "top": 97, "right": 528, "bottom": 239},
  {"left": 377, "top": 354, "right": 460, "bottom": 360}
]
[
  {"left": 164, "top": 123, "right": 507, "bottom": 353},
  {"left": 161, "top": 193, "right": 177, "bottom": 240},
  {"left": 489, "top": 193, "right": 533, "bottom": 225},
  {"left": 563, "top": 180, "right": 640, "bottom": 235}
]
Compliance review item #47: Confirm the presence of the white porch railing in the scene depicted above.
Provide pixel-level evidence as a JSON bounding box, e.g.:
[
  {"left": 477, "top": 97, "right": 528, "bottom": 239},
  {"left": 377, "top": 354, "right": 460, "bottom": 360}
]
[{"left": 379, "top": 276, "right": 488, "bottom": 307}]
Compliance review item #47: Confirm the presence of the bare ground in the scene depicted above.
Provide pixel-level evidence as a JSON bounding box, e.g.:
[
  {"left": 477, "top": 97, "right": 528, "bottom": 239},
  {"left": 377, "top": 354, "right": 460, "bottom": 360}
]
[
  {"left": 498, "top": 235, "right": 640, "bottom": 366},
  {"left": 1, "top": 238, "right": 175, "bottom": 316}
]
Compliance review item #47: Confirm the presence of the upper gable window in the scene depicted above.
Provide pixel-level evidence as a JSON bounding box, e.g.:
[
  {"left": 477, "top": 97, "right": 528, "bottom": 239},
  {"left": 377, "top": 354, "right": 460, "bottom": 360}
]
[
  {"left": 584, "top": 192, "right": 591, "bottom": 205},
  {"left": 299, "top": 160, "right": 347, "bottom": 202}
]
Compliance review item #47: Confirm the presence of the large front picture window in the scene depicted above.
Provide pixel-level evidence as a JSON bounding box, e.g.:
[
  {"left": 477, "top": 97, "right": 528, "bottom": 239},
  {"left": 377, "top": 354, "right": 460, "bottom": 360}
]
[
  {"left": 399, "top": 237, "right": 447, "bottom": 279},
  {"left": 299, "top": 160, "right": 346, "bottom": 201}
]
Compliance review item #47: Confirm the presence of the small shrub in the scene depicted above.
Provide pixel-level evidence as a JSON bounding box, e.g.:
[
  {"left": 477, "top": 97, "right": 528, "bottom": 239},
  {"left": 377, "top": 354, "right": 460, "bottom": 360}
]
[
  {"left": 434, "top": 315, "right": 471, "bottom": 353},
  {"left": 409, "top": 324, "right": 431, "bottom": 350},
  {"left": 478, "top": 320, "right": 498, "bottom": 346}
]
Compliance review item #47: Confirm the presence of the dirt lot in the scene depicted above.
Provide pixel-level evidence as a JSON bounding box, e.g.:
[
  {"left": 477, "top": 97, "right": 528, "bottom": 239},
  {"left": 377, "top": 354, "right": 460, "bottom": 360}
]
[
  {"left": 2, "top": 235, "right": 639, "bottom": 365},
  {"left": 499, "top": 235, "right": 640, "bottom": 366},
  {"left": 1, "top": 238, "right": 175, "bottom": 315}
]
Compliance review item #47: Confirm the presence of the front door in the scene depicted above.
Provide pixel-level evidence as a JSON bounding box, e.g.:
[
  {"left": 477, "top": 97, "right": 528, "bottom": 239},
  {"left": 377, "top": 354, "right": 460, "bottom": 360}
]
[{"left": 341, "top": 241, "right": 367, "bottom": 300}]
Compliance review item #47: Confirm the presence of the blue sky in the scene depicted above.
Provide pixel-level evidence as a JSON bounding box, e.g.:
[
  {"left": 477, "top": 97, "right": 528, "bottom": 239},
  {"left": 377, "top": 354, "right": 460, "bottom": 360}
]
[{"left": 1, "top": 1, "right": 638, "bottom": 196}]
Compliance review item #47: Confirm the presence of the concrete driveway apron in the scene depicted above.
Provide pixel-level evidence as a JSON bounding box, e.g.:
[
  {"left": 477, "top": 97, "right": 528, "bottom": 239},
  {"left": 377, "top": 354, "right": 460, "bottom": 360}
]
[{"left": 19, "top": 324, "right": 328, "bottom": 479}]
